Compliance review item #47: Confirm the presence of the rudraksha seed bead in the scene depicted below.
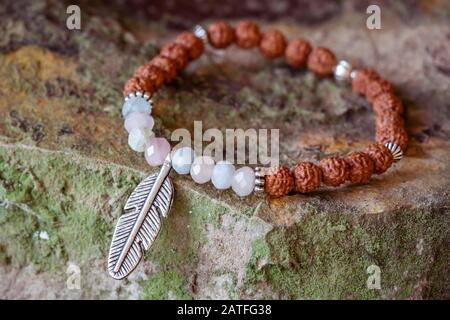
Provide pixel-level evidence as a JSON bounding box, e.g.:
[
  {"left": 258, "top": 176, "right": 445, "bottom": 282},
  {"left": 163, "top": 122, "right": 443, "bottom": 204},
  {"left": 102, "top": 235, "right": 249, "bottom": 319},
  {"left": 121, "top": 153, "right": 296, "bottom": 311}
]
[
  {"left": 260, "top": 30, "right": 286, "bottom": 59},
  {"left": 292, "top": 162, "right": 322, "bottom": 193},
  {"left": 123, "top": 76, "right": 154, "bottom": 97},
  {"left": 207, "top": 21, "right": 235, "bottom": 49},
  {"left": 285, "top": 39, "right": 312, "bottom": 68},
  {"left": 307, "top": 47, "right": 337, "bottom": 76},
  {"left": 376, "top": 125, "right": 408, "bottom": 151},
  {"left": 175, "top": 32, "right": 204, "bottom": 60},
  {"left": 366, "top": 78, "right": 395, "bottom": 103},
  {"left": 351, "top": 68, "right": 380, "bottom": 96},
  {"left": 134, "top": 64, "right": 165, "bottom": 89},
  {"left": 344, "top": 152, "right": 374, "bottom": 184},
  {"left": 149, "top": 56, "right": 178, "bottom": 83},
  {"left": 319, "top": 157, "right": 349, "bottom": 187},
  {"left": 235, "top": 20, "right": 261, "bottom": 49},
  {"left": 160, "top": 43, "right": 189, "bottom": 70},
  {"left": 264, "top": 166, "right": 294, "bottom": 197},
  {"left": 373, "top": 92, "right": 404, "bottom": 115},
  {"left": 365, "top": 143, "right": 394, "bottom": 174},
  {"left": 375, "top": 112, "right": 404, "bottom": 130}
]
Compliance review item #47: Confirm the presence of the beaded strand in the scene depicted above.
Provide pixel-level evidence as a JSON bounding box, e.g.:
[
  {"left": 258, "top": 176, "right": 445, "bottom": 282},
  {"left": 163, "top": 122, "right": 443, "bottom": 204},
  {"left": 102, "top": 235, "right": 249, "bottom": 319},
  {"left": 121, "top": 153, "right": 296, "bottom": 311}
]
[{"left": 120, "top": 21, "right": 407, "bottom": 197}]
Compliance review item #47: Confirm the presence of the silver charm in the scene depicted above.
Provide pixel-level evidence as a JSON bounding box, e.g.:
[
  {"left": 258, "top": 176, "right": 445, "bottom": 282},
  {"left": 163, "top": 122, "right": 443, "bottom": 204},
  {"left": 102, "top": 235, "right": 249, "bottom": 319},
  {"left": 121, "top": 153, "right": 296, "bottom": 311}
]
[
  {"left": 333, "top": 60, "right": 353, "bottom": 82},
  {"left": 384, "top": 142, "right": 403, "bottom": 161},
  {"left": 108, "top": 155, "right": 174, "bottom": 280},
  {"left": 254, "top": 167, "right": 265, "bottom": 192}
]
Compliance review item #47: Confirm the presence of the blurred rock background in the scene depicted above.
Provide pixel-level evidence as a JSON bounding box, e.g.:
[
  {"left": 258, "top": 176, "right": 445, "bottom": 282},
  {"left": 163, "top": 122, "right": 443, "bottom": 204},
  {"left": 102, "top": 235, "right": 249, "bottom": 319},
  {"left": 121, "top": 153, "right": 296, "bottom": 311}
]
[{"left": 0, "top": 0, "right": 449, "bottom": 299}]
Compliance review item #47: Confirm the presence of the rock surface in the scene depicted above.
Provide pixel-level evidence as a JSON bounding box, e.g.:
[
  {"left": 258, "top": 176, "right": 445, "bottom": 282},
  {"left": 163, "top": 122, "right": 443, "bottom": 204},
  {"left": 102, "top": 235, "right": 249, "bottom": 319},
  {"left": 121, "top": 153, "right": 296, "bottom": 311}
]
[{"left": 0, "top": 0, "right": 449, "bottom": 299}]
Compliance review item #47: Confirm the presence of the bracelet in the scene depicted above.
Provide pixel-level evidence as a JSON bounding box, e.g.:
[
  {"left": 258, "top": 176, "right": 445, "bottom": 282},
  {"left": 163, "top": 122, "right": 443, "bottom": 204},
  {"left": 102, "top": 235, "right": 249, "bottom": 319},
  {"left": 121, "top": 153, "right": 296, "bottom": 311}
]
[{"left": 108, "top": 21, "right": 408, "bottom": 280}]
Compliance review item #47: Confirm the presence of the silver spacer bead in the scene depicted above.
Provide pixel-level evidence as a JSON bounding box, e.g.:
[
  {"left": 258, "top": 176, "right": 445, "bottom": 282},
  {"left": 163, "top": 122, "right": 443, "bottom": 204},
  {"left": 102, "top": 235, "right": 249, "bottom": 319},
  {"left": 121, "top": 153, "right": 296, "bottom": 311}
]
[
  {"left": 254, "top": 167, "right": 266, "bottom": 192},
  {"left": 333, "top": 60, "right": 354, "bottom": 82},
  {"left": 193, "top": 25, "right": 208, "bottom": 44},
  {"left": 384, "top": 142, "right": 403, "bottom": 161},
  {"left": 124, "top": 91, "right": 152, "bottom": 103}
]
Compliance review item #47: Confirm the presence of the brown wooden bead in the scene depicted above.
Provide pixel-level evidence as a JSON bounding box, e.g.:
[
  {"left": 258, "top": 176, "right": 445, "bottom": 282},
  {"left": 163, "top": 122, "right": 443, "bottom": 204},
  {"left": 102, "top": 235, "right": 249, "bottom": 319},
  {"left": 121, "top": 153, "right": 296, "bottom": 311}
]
[
  {"left": 307, "top": 47, "right": 337, "bottom": 76},
  {"left": 175, "top": 31, "right": 204, "bottom": 60},
  {"left": 260, "top": 30, "right": 286, "bottom": 59},
  {"left": 366, "top": 78, "right": 395, "bottom": 103},
  {"left": 134, "top": 64, "right": 165, "bottom": 90},
  {"left": 123, "top": 76, "right": 154, "bottom": 97},
  {"left": 235, "top": 20, "right": 261, "bottom": 49},
  {"left": 365, "top": 143, "right": 394, "bottom": 174},
  {"left": 264, "top": 166, "right": 294, "bottom": 197},
  {"left": 285, "top": 39, "right": 312, "bottom": 68},
  {"left": 373, "top": 92, "right": 404, "bottom": 116},
  {"left": 292, "top": 162, "right": 322, "bottom": 193},
  {"left": 160, "top": 43, "right": 189, "bottom": 70},
  {"left": 319, "top": 157, "right": 349, "bottom": 187},
  {"left": 344, "top": 152, "right": 374, "bottom": 184},
  {"left": 376, "top": 124, "right": 408, "bottom": 151},
  {"left": 149, "top": 56, "right": 177, "bottom": 83},
  {"left": 352, "top": 68, "right": 380, "bottom": 96},
  {"left": 207, "top": 21, "right": 235, "bottom": 49}
]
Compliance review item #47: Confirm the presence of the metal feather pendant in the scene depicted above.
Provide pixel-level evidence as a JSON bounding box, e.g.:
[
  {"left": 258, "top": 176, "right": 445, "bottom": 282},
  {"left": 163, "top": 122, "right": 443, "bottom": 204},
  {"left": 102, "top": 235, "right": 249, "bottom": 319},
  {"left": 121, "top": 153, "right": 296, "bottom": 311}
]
[{"left": 107, "top": 156, "right": 174, "bottom": 280}]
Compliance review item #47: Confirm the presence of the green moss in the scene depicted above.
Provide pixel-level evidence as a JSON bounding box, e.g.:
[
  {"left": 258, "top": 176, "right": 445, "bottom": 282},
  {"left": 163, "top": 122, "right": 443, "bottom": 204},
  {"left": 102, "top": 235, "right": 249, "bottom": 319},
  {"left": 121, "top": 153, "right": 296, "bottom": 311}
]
[
  {"left": 140, "top": 188, "right": 229, "bottom": 299},
  {"left": 0, "top": 143, "right": 231, "bottom": 298},
  {"left": 140, "top": 269, "right": 192, "bottom": 300},
  {"left": 264, "top": 214, "right": 373, "bottom": 300},
  {"left": 245, "top": 237, "right": 270, "bottom": 285},
  {"left": 1, "top": 144, "right": 449, "bottom": 299},
  {"left": 147, "top": 190, "right": 226, "bottom": 267},
  {"left": 244, "top": 208, "right": 449, "bottom": 299},
  {"left": 0, "top": 146, "right": 141, "bottom": 271},
  {"left": 424, "top": 237, "right": 450, "bottom": 298},
  {"left": 58, "top": 208, "right": 111, "bottom": 262}
]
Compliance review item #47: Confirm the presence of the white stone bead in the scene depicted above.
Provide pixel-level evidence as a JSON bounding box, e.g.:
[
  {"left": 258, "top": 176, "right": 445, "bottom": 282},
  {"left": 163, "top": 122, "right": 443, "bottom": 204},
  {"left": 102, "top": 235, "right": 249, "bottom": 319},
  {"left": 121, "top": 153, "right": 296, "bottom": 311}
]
[
  {"left": 124, "top": 112, "right": 154, "bottom": 133},
  {"left": 171, "top": 147, "right": 196, "bottom": 175},
  {"left": 122, "top": 96, "right": 151, "bottom": 118},
  {"left": 211, "top": 160, "right": 235, "bottom": 190},
  {"left": 190, "top": 156, "right": 215, "bottom": 184},
  {"left": 231, "top": 166, "right": 255, "bottom": 197},
  {"left": 128, "top": 128, "right": 153, "bottom": 152}
]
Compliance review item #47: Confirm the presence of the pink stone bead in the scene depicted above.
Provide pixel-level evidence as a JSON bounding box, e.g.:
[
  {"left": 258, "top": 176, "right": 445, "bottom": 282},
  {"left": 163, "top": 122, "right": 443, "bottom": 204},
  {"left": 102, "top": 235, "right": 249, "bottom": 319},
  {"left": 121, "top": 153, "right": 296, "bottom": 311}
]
[
  {"left": 145, "top": 137, "right": 171, "bottom": 166},
  {"left": 124, "top": 112, "right": 154, "bottom": 133},
  {"left": 190, "top": 156, "right": 215, "bottom": 184}
]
